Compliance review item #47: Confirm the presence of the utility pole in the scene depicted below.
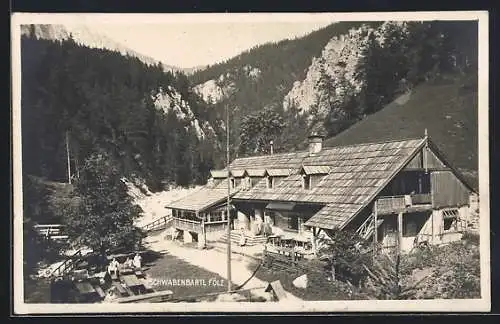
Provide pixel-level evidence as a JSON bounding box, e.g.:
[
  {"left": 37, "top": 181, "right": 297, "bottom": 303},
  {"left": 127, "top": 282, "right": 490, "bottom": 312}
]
[
  {"left": 226, "top": 103, "right": 232, "bottom": 293},
  {"left": 66, "top": 130, "right": 71, "bottom": 184}
]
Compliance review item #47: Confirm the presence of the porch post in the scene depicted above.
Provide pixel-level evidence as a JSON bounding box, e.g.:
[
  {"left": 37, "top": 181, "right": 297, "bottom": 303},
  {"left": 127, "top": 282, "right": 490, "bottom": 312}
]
[
  {"left": 397, "top": 212, "right": 403, "bottom": 254},
  {"left": 311, "top": 227, "right": 317, "bottom": 256},
  {"left": 431, "top": 210, "right": 435, "bottom": 244},
  {"left": 197, "top": 211, "right": 206, "bottom": 249},
  {"left": 372, "top": 201, "right": 378, "bottom": 261}
]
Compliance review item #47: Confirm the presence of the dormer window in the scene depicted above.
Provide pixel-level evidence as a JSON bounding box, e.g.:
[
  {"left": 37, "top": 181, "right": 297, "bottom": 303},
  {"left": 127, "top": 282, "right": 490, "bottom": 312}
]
[
  {"left": 300, "top": 165, "right": 330, "bottom": 190},
  {"left": 303, "top": 175, "right": 311, "bottom": 190},
  {"left": 267, "top": 176, "right": 274, "bottom": 189}
]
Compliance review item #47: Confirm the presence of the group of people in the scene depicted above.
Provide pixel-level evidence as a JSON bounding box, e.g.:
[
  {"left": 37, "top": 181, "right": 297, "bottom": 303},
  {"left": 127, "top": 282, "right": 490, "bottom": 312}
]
[{"left": 107, "top": 253, "right": 142, "bottom": 277}]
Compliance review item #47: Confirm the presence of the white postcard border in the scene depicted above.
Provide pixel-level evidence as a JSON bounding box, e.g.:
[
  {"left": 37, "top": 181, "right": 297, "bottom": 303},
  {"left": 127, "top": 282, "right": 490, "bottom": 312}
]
[{"left": 11, "top": 11, "right": 490, "bottom": 314}]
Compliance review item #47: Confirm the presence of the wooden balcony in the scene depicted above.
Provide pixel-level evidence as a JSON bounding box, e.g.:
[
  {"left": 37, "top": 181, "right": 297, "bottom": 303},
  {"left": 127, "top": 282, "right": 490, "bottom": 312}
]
[
  {"left": 172, "top": 217, "right": 203, "bottom": 233},
  {"left": 376, "top": 194, "right": 432, "bottom": 215},
  {"left": 204, "top": 220, "right": 228, "bottom": 233}
]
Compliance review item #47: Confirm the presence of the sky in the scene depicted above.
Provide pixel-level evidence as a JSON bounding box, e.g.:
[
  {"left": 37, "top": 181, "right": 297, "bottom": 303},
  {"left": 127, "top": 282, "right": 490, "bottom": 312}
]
[{"left": 93, "top": 20, "right": 336, "bottom": 68}]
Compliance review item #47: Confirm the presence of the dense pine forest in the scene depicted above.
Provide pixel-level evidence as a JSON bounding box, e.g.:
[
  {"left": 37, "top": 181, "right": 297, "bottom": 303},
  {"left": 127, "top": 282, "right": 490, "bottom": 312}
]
[{"left": 21, "top": 35, "right": 221, "bottom": 192}]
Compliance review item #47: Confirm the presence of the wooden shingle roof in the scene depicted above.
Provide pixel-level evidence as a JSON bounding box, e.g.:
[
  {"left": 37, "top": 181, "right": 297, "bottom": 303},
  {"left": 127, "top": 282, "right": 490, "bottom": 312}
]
[
  {"left": 266, "top": 168, "right": 292, "bottom": 177},
  {"left": 171, "top": 137, "right": 429, "bottom": 229},
  {"left": 210, "top": 170, "right": 229, "bottom": 179},
  {"left": 229, "top": 151, "right": 309, "bottom": 170},
  {"left": 301, "top": 165, "right": 331, "bottom": 175},
  {"left": 231, "top": 169, "right": 247, "bottom": 177},
  {"left": 233, "top": 138, "right": 426, "bottom": 229},
  {"left": 166, "top": 188, "right": 231, "bottom": 212},
  {"left": 246, "top": 169, "right": 267, "bottom": 177}
]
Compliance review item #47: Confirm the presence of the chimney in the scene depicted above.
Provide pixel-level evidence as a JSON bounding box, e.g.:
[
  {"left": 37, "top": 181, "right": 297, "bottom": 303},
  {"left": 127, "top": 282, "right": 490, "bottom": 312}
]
[
  {"left": 270, "top": 140, "right": 274, "bottom": 155},
  {"left": 308, "top": 132, "right": 324, "bottom": 156}
]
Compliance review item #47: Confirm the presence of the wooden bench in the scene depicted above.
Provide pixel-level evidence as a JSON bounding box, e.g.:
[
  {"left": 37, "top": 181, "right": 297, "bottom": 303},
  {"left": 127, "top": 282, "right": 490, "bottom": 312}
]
[
  {"left": 115, "top": 290, "right": 174, "bottom": 303},
  {"left": 134, "top": 268, "right": 144, "bottom": 277},
  {"left": 120, "top": 267, "right": 135, "bottom": 276}
]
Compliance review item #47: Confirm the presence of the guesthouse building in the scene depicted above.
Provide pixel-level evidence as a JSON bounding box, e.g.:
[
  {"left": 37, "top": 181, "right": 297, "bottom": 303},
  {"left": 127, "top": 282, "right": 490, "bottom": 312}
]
[{"left": 166, "top": 133, "right": 476, "bottom": 255}]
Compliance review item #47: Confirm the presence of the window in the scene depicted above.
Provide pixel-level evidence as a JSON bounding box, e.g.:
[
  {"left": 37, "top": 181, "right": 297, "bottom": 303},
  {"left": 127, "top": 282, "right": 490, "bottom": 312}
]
[
  {"left": 267, "top": 177, "right": 273, "bottom": 189},
  {"left": 303, "top": 175, "right": 311, "bottom": 190},
  {"left": 251, "top": 177, "right": 261, "bottom": 187},
  {"left": 403, "top": 220, "right": 418, "bottom": 237},
  {"left": 210, "top": 211, "right": 223, "bottom": 222},
  {"left": 442, "top": 209, "right": 459, "bottom": 232},
  {"left": 242, "top": 177, "right": 250, "bottom": 190},
  {"left": 403, "top": 212, "right": 428, "bottom": 237},
  {"left": 230, "top": 178, "right": 235, "bottom": 189},
  {"left": 443, "top": 218, "right": 457, "bottom": 231},
  {"left": 288, "top": 216, "right": 299, "bottom": 231},
  {"left": 264, "top": 211, "right": 275, "bottom": 225}
]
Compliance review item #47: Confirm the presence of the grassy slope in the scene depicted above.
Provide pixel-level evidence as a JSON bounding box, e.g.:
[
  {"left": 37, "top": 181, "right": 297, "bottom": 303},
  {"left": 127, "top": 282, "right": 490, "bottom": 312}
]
[{"left": 324, "top": 74, "right": 479, "bottom": 188}]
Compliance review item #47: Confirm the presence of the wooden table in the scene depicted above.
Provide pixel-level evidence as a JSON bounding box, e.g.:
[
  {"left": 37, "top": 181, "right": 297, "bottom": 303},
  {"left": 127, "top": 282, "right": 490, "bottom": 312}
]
[{"left": 121, "top": 274, "right": 143, "bottom": 288}]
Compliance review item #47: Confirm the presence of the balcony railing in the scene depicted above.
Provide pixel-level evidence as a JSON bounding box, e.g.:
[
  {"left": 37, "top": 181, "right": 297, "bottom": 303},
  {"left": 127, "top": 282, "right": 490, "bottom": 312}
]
[
  {"left": 172, "top": 217, "right": 203, "bottom": 233},
  {"left": 376, "top": 193, "right": 432, "bottom": 215},
  {"left": 204, "top": 220, "right": 227, "bottom": 233},
  {"left": 141, "top": 216, "right": 173, "bottom": 233}
]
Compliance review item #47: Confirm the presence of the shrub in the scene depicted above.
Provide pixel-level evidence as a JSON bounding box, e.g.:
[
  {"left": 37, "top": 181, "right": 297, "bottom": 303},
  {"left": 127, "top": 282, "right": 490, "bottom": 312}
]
[
  {"left": 403, "top": 241, "right": 481, "bottom": 299},
  {"left": 362, "top": 253, "right": 429, "bottom": 300},
  {"left": 462, "top": 231, "right": 480, "bottom": 245},
  {"left": 317, "top": 229, "right": 372, "bottom": 286}
]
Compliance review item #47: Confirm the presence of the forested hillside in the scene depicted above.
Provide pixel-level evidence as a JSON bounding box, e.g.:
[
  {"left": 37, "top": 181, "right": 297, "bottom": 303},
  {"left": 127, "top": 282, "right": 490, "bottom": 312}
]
[
  {"left": 189, "top": 21, "right": 478, "bottom": 161},
  {"left": 324, "top": 73, "right": 478, "bottom": 188},
  {"left": 21, "top": 35, "right": 221, "bottom": 192},
  {"left": 189, "top": 22, "right": 381, "bottom": 155},
  {"left": 21, "top": 21, "right": 478, "bottom": 190}
]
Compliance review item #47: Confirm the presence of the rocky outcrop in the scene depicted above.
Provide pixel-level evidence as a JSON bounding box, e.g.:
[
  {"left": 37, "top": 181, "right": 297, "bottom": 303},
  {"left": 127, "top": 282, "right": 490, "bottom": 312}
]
[
  {"left": 152, "top": 86, "right": 217, "bottom": 140},
  {"left": 193, "top": 65, "right": 261, "bottom": 104},
  {"left": 283, "top": 22, "right": 410, "bottom": 121}
]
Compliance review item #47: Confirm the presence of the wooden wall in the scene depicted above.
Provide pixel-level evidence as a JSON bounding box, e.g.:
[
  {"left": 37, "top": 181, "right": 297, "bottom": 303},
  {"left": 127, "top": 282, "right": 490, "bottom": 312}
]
[
  {"left": 251, "top": 177, "right": 263, "bottom": 187},
  {"left": 426, "top": 148, "right": 446, "bottom": 168},
  {"left": 405, "top": 150, "right": 423, "bottom": 169},
  {"left": 431, "top": 170, "right": 470, "bottom": 208},
  {"left": 405, "top": 146, "right": 446, "bottom": 170}
]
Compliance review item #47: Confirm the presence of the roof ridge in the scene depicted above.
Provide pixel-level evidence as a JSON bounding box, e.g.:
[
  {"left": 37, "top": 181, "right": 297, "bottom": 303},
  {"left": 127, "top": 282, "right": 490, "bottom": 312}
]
[
  {"left": 230, "top": 150, "right": 303, "bottom": 162},
  {"left": 321, "top": 136, "right": 426, "bottom": 151},
  {"left": 229, "top": 136, "right": 426, "bottom": 166}
]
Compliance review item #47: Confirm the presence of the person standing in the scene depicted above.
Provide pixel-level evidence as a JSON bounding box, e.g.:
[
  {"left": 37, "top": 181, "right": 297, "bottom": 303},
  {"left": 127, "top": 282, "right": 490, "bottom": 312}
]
[{"left": 133, "top": 253, "right": 142, "bottom": 270}]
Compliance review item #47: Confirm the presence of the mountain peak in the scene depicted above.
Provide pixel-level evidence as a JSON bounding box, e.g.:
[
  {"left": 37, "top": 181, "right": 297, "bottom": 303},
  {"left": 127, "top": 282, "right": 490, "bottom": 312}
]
[{"left": 20, "top": 24, "right": 197, "bottom": 74}]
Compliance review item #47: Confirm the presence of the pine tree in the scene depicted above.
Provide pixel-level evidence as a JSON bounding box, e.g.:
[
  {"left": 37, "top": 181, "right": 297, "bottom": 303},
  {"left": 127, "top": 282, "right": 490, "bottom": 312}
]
[
  {"left": 63, "top": 151, "right": 144, "bottom": 256},
  {"left": 355, "top": 30, "right": 385, "bottom": 115}
]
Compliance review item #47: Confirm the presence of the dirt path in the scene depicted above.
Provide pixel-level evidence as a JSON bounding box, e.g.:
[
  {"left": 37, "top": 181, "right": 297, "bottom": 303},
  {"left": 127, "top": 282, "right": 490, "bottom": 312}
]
[{"left": 144, "top": 232, "right": 268, "bottom": 291}]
